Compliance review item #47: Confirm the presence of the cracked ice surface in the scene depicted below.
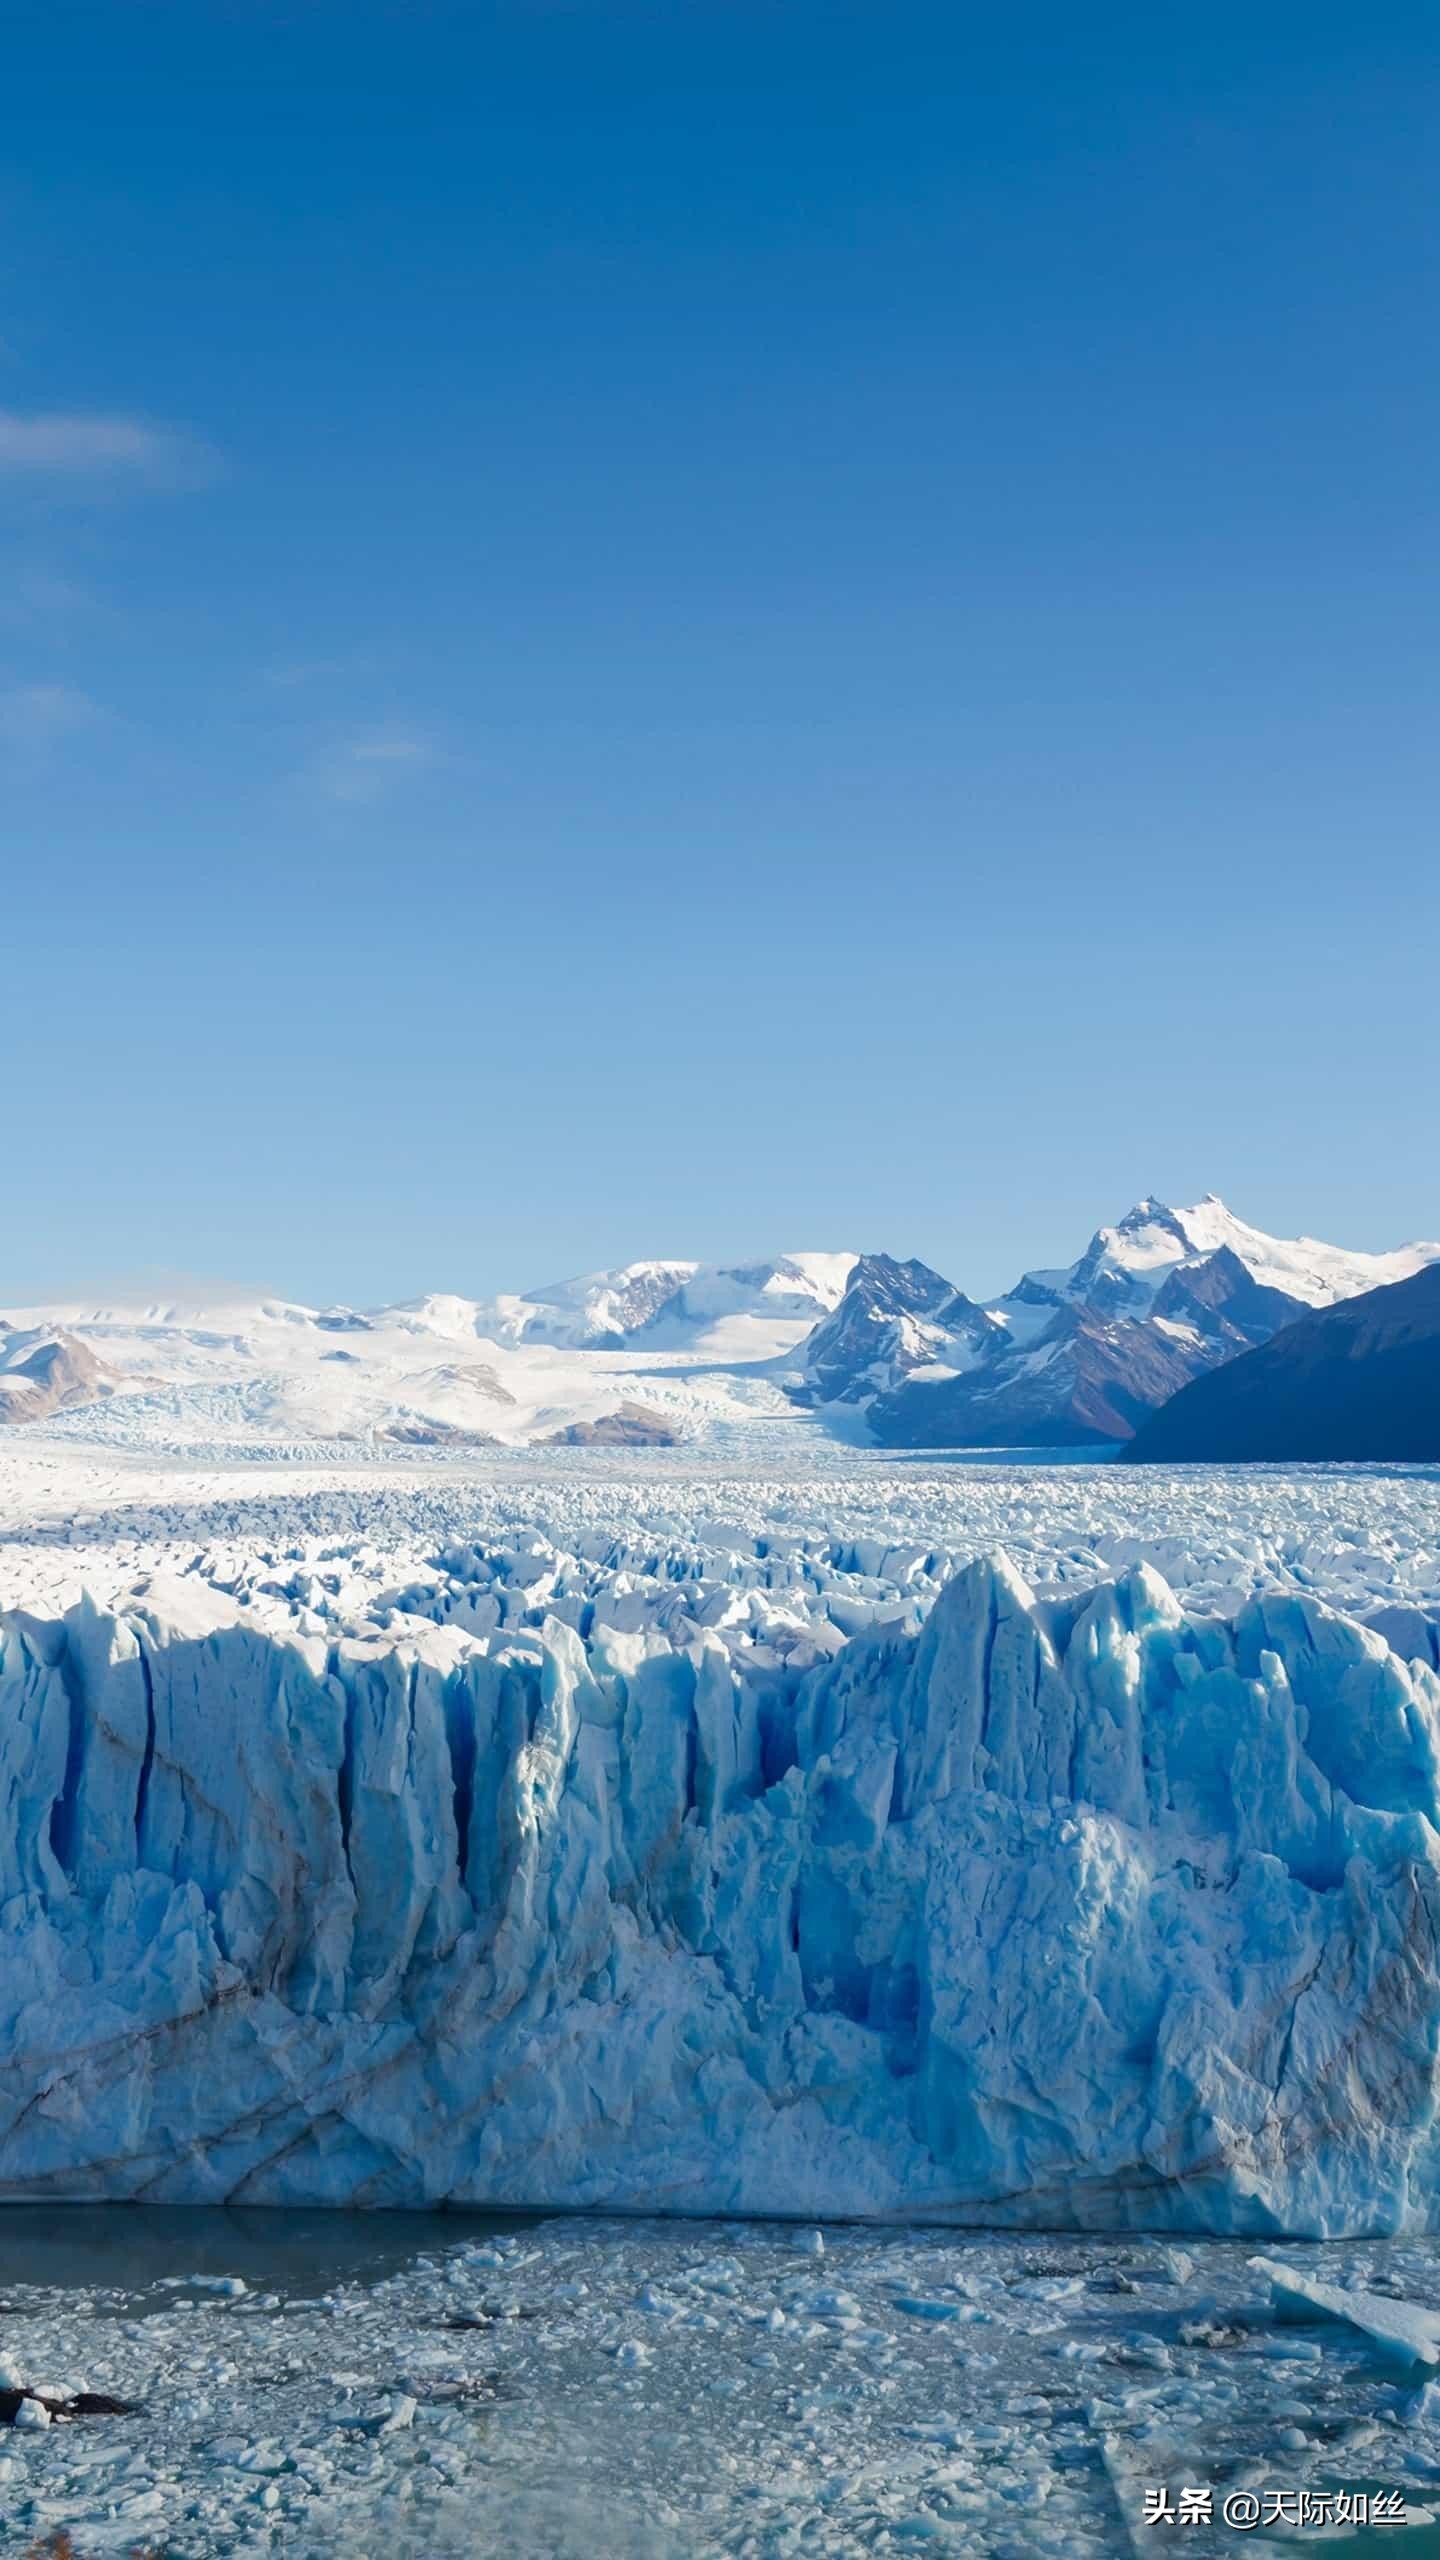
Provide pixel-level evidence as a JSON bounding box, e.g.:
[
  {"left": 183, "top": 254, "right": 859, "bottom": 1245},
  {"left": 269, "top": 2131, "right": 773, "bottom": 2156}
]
[
  {"left": 5, "top": 2214, "right": 1440, "bottom": 2556},
  {"left": 3, "top": 1442, "right": 1440, "bottom": 1641},
  {"left": 4, "top": 1441, "right": 1440, "bottom": 2227}
]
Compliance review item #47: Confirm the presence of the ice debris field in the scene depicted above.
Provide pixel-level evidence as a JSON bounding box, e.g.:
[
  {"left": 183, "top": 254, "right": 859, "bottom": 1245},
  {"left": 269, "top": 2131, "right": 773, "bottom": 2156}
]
[
  {"left": 9, "top": 2213, "right": 1440, "bottom": 2556},
  {"left": 6, "top": 1442, "right": 1440, "bottom": 2550}
]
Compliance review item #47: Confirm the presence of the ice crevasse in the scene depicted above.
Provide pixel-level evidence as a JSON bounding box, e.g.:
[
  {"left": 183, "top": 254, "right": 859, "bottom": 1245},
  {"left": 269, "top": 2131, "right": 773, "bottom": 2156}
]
[{"left": 2, "top": 1554, "right": 1440, "bottom": 2235}]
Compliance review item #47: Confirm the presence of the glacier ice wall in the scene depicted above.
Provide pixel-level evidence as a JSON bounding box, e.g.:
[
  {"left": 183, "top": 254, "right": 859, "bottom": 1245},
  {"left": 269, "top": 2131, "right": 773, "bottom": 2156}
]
[{"left": 3, "top": 1557, "right": 1440, "bottom": 2234}]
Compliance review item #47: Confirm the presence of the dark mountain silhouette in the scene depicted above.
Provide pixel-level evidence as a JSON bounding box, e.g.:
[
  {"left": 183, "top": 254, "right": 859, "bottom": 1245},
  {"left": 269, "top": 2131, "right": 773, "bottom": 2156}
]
[{"left": 1124, "top": 1261, "right": 1440, "bottom": 1463}]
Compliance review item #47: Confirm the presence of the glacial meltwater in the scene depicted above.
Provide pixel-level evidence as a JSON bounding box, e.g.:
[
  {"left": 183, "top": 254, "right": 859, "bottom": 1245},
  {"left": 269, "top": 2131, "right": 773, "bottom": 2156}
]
[{"left": 4, "top": 2210, "right": 1440, "bottom": 2556}]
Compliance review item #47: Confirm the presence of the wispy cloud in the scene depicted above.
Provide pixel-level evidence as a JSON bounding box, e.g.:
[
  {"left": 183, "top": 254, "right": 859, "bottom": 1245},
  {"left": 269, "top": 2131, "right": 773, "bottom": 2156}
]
[
  {"left": 310, "top": 729, "right": 440, "bottom": 805},
  {"left": 0, "top": 409, "right": 219, "bottom": 488},
  {"left": 0, "top": 679, "right": 105, "bottom": 751},
  {"left": 0, "top": 568, "right": 113, "bottom": 628},
  {"left": 263, "top": 657, "right": 355, "bottom": 690}
]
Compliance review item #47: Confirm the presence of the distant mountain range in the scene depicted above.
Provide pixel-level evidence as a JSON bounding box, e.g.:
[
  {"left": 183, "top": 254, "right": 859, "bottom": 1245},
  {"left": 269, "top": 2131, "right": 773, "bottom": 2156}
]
[
  {"left": 793, "top": 1197, "right": 1440, "bottom": 1449},
  {"left": 1124, "top": 1259, "right": 1440, "bottom": 1463},
  {"left": 2, "top": 1202, "right": 1435, "bottom": 1453}
]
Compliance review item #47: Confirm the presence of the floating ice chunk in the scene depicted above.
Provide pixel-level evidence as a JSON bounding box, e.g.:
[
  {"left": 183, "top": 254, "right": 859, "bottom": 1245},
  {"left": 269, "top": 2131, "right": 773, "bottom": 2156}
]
[
  {"left": 1147, "top": 2248, "right": 1195, "bottom": 2286},
  {"left": 798, "top": 2289, "right": 863, "bottom": 2321},
  {"left": 233, "top": 2438, "right": 288, "bottom": 2470},
  {"left": 1250, "top": 2257, "right": 1440, "bottom": 2367}
]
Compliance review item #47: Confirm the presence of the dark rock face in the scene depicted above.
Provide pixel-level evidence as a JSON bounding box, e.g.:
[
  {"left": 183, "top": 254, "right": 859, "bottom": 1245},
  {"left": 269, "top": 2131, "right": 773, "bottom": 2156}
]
[
  {"left": 1149, "top": 1244, "right": 1302, "bottom": 1347},
  {"left": 1125, "top": 1262, "right": 1440, "bottom": 1463},
  {"left": 866, "top": 1303, "right": 1221, "bottom": 1448}
]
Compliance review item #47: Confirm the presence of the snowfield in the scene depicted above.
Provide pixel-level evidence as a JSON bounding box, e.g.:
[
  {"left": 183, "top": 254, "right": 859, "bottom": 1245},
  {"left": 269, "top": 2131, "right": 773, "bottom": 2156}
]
[{"left": 0, "top": 1254, "right": 856, "bottom": 1455}]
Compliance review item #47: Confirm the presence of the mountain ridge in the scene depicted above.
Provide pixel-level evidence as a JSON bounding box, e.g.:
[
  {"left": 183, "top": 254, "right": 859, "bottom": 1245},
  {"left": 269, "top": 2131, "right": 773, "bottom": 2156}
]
[
  {"left": 1124, "top": 1260, "right": 1440, "bottom": 1463},
  {"left": 4, "top": 1203, "right": 1435, "bottom": 1454},
  {"left": 794, "top": 1197, "right": 1440, "bottom": 1449}
]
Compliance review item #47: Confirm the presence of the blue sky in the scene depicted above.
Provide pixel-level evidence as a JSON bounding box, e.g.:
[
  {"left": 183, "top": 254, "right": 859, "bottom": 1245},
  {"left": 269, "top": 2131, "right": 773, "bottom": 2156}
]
[{"left": 3, "top": 0, "right": 1437, "bottom": 1305}]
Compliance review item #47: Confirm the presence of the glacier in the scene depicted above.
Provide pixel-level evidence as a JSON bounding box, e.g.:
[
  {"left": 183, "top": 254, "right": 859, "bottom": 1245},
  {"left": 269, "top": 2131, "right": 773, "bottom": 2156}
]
[{"left": 3, "top": 1553, "right": 1440, "bottom": 2234}]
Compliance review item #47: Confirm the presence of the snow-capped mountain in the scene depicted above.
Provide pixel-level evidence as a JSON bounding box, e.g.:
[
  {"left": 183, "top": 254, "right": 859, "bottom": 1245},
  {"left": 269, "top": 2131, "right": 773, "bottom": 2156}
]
[
  {"left": 1010, "top": 1195, "right": 1436, "bottom": 1321},
  {"left": 4, "top": 1206, "right": 1435, "bottom": 1455},
  {"left": 0, "top": 1253, "right": 858, "bottom": 1454},
  {"left": 797, "top": 1253, "right": 995, "bottom": 1406},
  {"left": 470, "top": 1251, "right": 857, "bottom": 1352},
  {"left": 796, "top": 1197, "right": 1440, "bottom": 1449}
]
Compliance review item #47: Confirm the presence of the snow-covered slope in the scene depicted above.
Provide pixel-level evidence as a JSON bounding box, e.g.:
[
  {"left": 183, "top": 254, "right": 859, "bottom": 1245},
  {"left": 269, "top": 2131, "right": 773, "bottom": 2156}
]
[
  {"left": 0, "top": 1257, "right": 856, "bottom": 1454},
  {"left": 2, "top": 1554, "right": 1439, "bottom": 2231},
  {"left": 800, "top": 1198, "right": 1440, "bottom": 1448},
  {"left": 490, "top": 1252, "right": 856, "bottom": 1351},
  {"left": 1158, "top": 1195, "right": 1440, "bottom": 1306}
]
